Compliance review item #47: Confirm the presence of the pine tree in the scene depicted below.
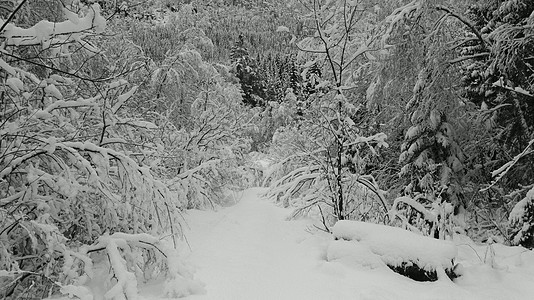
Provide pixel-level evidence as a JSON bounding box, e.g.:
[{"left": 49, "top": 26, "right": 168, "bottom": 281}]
[
  {"left": 230, "top": 34, "right": 266, "bottom": 106},
  {"left": 230, "top": 34, "right": 249, "bottom": 62},
  {"left": 370, "top": 1, "right": 471, "bottom": 239},
  {"left": 461, "top": 0, "right": 534, "bottom": 172}
]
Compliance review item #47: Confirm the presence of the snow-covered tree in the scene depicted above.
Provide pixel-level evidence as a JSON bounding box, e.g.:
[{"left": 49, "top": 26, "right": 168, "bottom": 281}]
[
  {"left": 491, "top": 139, "right": 534, "bottom": 248},
  {"left": 264, "top": 0, "right": 389, "bottom": 228},
  {"left": 459, "top": 0, "right": 534, "bottom": 243},
  {"left": 0, "top": 2, "right": 202, "bottom": 298},
  {"left": 367, "top": 0, "right": 474, "bottom": 239}
]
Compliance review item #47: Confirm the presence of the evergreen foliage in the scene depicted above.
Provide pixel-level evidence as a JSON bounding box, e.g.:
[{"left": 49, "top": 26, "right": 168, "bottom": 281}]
[
  {"left": 230, "top": 35, "right": 266, "bottom": 107},
  {"left": 459, "top": 0, "right": 534, "bottom": 246}
]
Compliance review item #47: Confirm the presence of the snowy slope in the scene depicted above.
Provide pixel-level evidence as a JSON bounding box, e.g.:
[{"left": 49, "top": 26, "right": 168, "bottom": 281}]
[{"left": 138, "top": 187, "right": 534, "bottom": 300}]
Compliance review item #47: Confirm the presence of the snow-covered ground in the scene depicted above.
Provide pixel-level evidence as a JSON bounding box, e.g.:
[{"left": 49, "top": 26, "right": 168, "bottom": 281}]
[{"left": 140, "top": 187, "right": 534, "bottom": 300}]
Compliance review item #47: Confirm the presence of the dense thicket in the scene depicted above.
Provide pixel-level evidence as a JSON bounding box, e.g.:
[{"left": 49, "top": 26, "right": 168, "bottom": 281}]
[
  {"left": 258, "top": 0, "right": 533, "bottom": 246},
  {"left": 0, "top": 1, "right": 251, "bottom": 298}
]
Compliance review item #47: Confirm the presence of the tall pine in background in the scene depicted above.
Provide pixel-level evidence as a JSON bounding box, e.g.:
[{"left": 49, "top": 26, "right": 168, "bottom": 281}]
[{"left": 230, "top": 34, "right": 266, "bottom": 106}]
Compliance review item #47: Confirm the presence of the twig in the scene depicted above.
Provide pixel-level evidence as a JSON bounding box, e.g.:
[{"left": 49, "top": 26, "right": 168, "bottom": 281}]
[
  {"left": 435, "top": 5, "right": 486, "bottom": 48},
  {"left": 0, "top": 0, "right": 29, "bottom": 33},
  {"left": 164, "top": 202, "right": 177, "bottom": 249},
  {"left": 317, "top": 204, "right": 331, "bottom": 233}
]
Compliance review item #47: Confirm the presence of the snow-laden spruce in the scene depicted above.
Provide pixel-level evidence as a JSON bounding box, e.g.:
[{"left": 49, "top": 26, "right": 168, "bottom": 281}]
[{"left": 509, "top": 186, "right": 534, "bottom": 247}]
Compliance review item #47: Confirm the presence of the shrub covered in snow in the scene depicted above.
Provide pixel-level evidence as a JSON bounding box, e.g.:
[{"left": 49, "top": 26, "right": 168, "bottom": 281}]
[
  {"left": 263, "top": 127, "right": 389, "bottom": 228},
  {"left": 0, "top": 2, "right": 203, "bottom": 298},
  {"left": 389, "top": 195, "right": 458, "bottom": 239},
  {"left": 509, "top": 187, "right": 534, "bottom": 248},
  {"left": 262, "top": 0, "right": 390, "bottom": 229},
  {"left": 486, "top": 138, "right": 534, "bottom": 248}
]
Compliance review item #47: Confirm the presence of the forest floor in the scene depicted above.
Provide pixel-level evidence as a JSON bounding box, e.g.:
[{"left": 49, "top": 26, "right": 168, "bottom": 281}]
[{"left": 141, "top": 187, "right": 534, "bottom": 300}]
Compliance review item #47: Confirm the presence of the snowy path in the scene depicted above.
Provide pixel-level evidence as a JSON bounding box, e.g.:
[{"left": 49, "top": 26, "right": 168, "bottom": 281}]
[
  {"left": 182, "top": 187, "right": 357, "bottom": 299},
  {"left": 143, "top": 187, "right": 534, "bottom": 300}
]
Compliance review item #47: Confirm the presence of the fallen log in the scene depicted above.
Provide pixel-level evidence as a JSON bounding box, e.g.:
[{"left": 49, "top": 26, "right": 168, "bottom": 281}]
[{"left": 331, "top": 220, "right": 460, "bottom": 281}]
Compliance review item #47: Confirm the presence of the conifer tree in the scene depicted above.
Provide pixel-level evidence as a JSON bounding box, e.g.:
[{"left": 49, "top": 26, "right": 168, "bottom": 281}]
[
  {"left": 458, "top": 0, "right": 534, "bottom": 246},
  {"left": 461, "top": 0, "right": 534, "bottom": 186},
  {"left": 230, "top": 34, "right": 266, "bottom": 106}
]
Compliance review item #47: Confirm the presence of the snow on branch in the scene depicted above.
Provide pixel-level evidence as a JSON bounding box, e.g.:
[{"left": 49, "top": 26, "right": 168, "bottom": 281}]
[
  {"left": 390, "top": 196, "right": 437, "bottom": 224},
  {"left": 492, "top": 78, "right": 534, "bottom": 98},
  {"left": 262, "top": 148, "right": 327, "bottom": 187},
  {"left": 509, "top": 185, "right": 534, "bottom": 247},
  {"left": 57, "top": 232, "right": 204, "bottom": 299},
  {"left": 264, "top": 164, "right": 323, "bottom": 207},
  {"left": 380, "top": 0, "right": 422, "bottom": 47},
  {"left": 483, "top": 139, "right": 534, "bottom": 191},
  {"left": 434, "top": 5, "right": 486, "bottom": 47},
  {"left": 0, "top": 1, "right": 202, "bottom": 298},
  {"left": 3, "top": 4, "right": 106, "bottom": 47}
]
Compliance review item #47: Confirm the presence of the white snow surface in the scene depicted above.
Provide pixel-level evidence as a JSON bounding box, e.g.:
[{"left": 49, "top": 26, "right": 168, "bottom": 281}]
[{"left": 135, "top": 187, "right": 534, "bottom": 300}]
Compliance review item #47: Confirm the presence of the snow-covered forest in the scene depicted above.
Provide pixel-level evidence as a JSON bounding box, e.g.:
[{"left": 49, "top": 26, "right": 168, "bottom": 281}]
[{"left": 1, "top": 0, "right": 533, "bottom": 299}]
